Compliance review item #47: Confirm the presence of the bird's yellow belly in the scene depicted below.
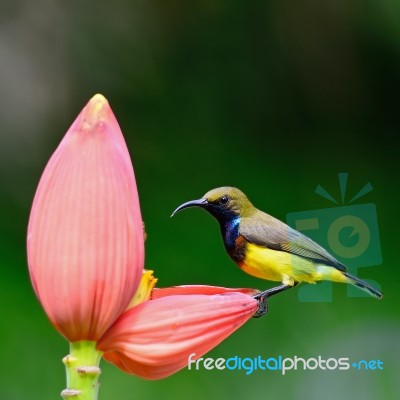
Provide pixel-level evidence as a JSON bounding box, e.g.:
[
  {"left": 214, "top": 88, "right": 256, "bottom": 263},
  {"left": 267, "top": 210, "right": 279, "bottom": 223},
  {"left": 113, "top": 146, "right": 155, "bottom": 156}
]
[{"left": 239, "top": 243, "right": 322, "bottom": 285}]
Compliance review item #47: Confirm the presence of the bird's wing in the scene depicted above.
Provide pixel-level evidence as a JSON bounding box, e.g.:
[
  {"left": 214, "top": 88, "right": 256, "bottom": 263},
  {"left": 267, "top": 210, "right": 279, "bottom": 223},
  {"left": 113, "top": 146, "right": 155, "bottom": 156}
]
[{"left": 239, "top": 214, "right": 347, "bottom": 272}]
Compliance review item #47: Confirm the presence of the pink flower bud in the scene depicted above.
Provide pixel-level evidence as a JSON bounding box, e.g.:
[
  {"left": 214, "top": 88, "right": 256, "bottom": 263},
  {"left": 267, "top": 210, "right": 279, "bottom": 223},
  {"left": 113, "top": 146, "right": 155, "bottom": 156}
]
[{"left": 27, "top": 94, "right": 144, "bottom": 341}]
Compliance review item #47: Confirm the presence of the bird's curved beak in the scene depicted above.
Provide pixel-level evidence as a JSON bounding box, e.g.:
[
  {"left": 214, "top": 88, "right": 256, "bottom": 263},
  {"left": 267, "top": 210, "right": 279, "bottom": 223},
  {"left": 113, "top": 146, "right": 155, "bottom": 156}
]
[{"left": 171, "top": 198, "right": 209, "bottom": 217}]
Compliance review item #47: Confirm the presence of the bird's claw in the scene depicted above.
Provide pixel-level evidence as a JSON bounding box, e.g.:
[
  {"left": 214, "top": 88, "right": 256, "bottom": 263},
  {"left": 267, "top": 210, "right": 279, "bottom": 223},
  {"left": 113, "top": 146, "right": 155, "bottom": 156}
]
[
  {"left": 252, "top": 283, "right": 298, "bottom": 318},
  {"left": 252, "top": 293, "right": 268, "bottom": 318}
]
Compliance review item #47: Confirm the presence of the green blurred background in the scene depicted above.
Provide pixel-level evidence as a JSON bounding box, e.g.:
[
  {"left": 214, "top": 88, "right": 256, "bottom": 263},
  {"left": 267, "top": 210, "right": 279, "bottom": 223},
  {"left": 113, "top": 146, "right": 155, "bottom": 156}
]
[{"left": 0, "top": 1, "right": 399, "bottom": 399}]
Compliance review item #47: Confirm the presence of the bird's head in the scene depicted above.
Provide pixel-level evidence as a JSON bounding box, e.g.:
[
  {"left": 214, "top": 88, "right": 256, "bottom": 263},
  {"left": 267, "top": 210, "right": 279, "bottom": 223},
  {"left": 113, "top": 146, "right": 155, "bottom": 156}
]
[{"left": 172, "top": 187, "right": 255, "bottom": 222}]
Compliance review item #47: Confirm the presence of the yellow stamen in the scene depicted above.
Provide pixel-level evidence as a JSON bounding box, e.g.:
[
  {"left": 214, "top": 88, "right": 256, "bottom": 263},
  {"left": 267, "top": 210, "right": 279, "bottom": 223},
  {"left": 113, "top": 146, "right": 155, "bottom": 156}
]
[{"left": 126, "top": 270, "right": 158, "bottom": 309}]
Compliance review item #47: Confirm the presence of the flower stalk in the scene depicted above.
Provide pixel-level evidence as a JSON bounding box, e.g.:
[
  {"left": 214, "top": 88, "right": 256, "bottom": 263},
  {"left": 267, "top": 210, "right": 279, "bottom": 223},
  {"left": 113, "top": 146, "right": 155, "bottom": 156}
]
[{"left": 61, "top": 341, "right": 103, "bottom": 400}]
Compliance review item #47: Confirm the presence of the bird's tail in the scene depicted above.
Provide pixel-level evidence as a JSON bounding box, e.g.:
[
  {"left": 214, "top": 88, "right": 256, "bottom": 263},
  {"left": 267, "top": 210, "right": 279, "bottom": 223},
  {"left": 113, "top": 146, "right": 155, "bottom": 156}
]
[{"left": 343, "top": 272, "right": 383, "bottom": 299}]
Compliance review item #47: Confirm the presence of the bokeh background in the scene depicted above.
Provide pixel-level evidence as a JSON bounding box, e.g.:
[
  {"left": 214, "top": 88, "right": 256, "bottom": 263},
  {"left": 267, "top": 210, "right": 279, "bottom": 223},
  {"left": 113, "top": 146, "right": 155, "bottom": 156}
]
[{"left": 1, "top": 1, "right": 399, "bottom": 399}]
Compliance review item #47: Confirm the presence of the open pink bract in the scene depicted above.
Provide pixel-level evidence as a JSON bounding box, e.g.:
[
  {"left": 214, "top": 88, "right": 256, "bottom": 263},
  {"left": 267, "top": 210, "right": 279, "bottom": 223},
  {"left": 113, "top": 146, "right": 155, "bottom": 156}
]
[
  {"left": 98, "top": 287, "right": 258, "bottom": 379},
  {"left": 27, "top": 94, "right": 144, "bottom": 341}
]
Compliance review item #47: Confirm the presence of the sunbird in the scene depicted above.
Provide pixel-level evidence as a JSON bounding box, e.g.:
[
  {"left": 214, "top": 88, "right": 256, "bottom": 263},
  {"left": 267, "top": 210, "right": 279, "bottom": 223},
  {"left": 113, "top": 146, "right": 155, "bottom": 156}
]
[{"left": 172, "top": 187, "right": 383, "bottom": 316}]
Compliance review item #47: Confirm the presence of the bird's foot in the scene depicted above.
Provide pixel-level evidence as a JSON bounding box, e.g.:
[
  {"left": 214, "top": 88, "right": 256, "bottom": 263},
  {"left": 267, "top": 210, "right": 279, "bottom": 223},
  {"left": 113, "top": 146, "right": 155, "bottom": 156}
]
[
  {"left": 253, "top": 293, "right": 268, "bottom": 318},
  {"left": 252, "top": 282, "right": 298, "bottom": 318}
]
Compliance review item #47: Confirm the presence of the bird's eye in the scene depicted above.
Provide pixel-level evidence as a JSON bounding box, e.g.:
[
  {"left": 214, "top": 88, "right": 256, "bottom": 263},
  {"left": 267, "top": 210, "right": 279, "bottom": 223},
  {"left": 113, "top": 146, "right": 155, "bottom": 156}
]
[{"left": 219, "top": 195, "right": 229, "bottom": 205}]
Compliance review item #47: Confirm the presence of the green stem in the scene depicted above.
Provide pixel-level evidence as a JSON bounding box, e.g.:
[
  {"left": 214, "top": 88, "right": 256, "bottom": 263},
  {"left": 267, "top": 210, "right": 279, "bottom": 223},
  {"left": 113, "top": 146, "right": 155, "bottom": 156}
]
[{"left": 61, "top": 341, "right": 104, "bottom": 400}]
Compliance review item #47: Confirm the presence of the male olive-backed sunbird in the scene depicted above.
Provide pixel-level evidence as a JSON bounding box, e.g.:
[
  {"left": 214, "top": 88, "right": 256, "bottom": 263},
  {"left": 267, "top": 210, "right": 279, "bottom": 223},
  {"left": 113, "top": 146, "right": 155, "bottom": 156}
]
[{"left": 172, "top": 187, "right": 383, "bottom": 316}]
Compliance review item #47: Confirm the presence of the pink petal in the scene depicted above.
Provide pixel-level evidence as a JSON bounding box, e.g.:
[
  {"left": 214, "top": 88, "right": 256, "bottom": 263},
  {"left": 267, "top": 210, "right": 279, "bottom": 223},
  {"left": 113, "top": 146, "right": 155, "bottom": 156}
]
[
  {"left": 152, "top": 285, "right": 259, "bottom": 299},
  {"left": 97, "top": 292, "right": 258, "bottom": 379},
  {"left": 27, "top": 94, "right": 144, "bottom": 341}
]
